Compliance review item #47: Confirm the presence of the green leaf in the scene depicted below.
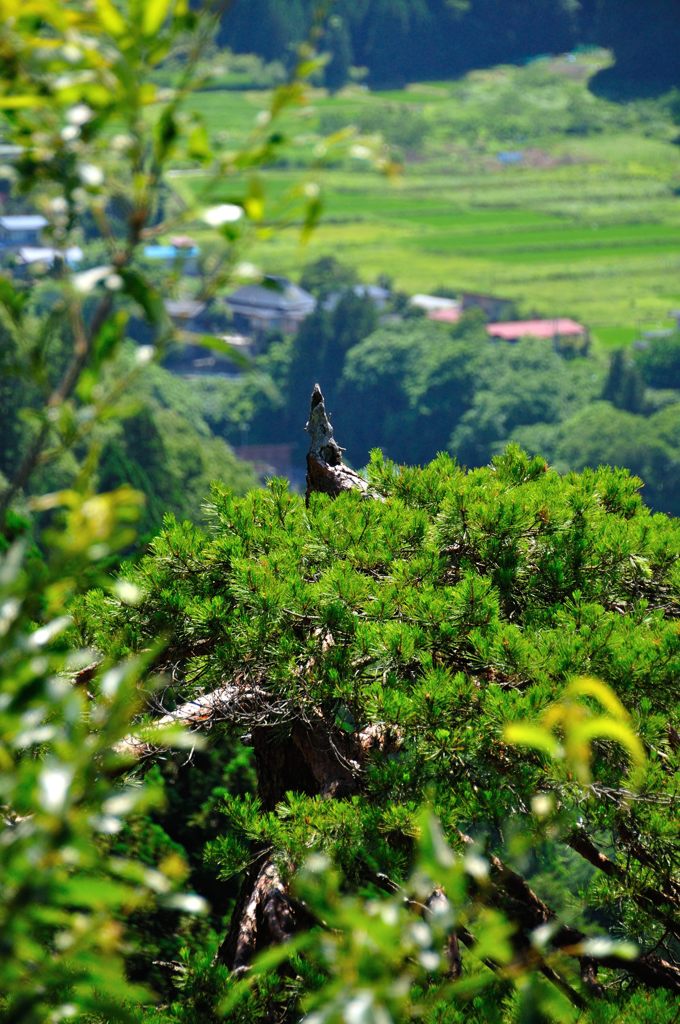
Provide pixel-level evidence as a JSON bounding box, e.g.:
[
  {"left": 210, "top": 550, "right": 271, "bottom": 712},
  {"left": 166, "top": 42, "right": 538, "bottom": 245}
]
[
  {"left": 0, "top": 96, "right": 45, "bottom": 109},
  {"left": 119, "top": 268, "right": 167, "bottom": 327},
  {"left": 142, "top": 0, "right": 171, "bottom": 37},
  {"left": 0, "top": 275, "right": 27, "bottom": 323},
  {"left": 504, "top": 723, "right": 562, "bottom": 758},
  {"left": 96, "top": 0, "right": 127, "bottom": 37},
  {"left": 187, "top": 122, "right": 211, "bottom": 162},
  {"left": 155, "top": 107, "right": 178, "bottom": 160},
  {"left": 176, "top": 331, "right": 253, "bottom": 371},
  {"left": 92, "top": 310, "right": 127, "bottom": 369}
]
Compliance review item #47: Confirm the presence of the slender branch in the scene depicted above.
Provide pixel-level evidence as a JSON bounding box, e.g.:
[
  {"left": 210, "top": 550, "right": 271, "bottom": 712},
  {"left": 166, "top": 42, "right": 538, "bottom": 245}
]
[
  {"left": 456, "top": 829, "right": 680, "bottom": 992},
  {"left": 1, "top": 270, "right": 115, "bottom": 516},
  {"left": 567, "top": 828, "right": 680, "bottom": 939},
  {"left": 616, "top": 821, "right": 680, "bottom": 901}
]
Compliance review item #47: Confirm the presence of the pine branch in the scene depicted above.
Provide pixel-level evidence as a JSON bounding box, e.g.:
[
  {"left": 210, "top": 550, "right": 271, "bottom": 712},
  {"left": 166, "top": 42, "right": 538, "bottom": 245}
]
[
  {"left": 456, "top": 829, "right": 680, "bottom": 993},
  {"left": 567, "top": 827, "right": 680, "bottom": 940}
]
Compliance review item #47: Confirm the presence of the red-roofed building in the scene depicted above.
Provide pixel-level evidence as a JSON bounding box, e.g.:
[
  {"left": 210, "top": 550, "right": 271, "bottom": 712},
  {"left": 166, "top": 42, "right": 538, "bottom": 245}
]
[
  {"left": 427, "top": 307, "right": 462, "bottom": 325},
  {"left": 487, "top": 318, "right": 586, "bottom": 343}
]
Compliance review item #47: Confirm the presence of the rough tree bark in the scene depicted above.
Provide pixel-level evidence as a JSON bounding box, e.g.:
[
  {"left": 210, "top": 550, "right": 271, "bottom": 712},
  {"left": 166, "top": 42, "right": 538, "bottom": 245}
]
[{"left": 305, "top": 383, "right": 371, "bottom": 503}]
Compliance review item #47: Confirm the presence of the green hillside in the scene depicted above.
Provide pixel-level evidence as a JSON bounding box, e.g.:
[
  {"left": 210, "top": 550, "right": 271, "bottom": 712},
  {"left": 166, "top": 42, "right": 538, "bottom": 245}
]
[{"left": 174, "top": 52, "right": 680, "bottom": 344}]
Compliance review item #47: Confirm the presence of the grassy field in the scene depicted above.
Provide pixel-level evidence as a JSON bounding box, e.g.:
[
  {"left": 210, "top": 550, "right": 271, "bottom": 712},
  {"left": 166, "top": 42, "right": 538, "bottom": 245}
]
[{"left": 173, "top": 52, "right": 680, "bottom": 346}]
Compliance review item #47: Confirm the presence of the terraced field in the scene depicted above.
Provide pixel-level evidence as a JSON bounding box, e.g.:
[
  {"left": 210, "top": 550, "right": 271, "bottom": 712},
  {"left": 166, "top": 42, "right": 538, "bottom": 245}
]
[{"left": 174, "top": 53, "right": 680, "bottom": 346}]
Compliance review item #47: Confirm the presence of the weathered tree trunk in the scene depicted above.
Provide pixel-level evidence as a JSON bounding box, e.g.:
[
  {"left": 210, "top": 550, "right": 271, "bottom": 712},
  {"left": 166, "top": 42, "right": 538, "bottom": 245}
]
[
  {"left": 216, "top": 387, "right": 377, "bottom": 970},
  {"left": 305, "top": 383, "right": 370, "bottom": 502}
]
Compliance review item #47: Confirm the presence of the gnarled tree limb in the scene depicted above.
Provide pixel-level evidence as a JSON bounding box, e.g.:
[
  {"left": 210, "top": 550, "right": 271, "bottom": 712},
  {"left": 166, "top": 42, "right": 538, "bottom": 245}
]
[{"left": 113, "top": 677, "right": 278, "bottom": 758}]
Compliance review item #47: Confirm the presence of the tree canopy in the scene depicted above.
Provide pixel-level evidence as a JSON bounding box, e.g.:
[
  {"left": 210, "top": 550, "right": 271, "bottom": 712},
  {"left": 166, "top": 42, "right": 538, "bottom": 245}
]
[
  {"left": 216, "top": 0, "right": 680, "bottom": 91},
  {"left": 72, "top": 408, "right": 680, "bottom": 1022}
]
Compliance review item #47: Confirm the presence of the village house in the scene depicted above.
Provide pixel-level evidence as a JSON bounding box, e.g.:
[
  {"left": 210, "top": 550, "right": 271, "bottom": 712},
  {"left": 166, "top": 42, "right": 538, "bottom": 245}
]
[
  {"left": 324, "top": 283, "right": 392, "bottom": 312},
  {"left": 143, "top": 237, "right": 200, "bottom": 276},
  {"left": 0, "top": 214, "right": 48, "bottom": 249},
  {"left": 159, "top": 298, "right": 254, "bottom": 376},
  {"left": 128, "top": 297, "right": 215, "bottom": 348},
  {"left": 426, "top": 306, "right": 461, "bottom": 325},
  {"left": 411, "top": 293, "right": 460, "bottom": 315},
  {"left": 426, "top": 306, "right": 588, "bottom": 352},
  {"left": 14, "top": 245, "right": 83, "bottom": 273},
  {"left": 486, "top": 317, "right": 587, "bottom": 345},
  {"left": 227, "top": 275, "right": 316, "bottom": 338},
  {"left": 460, "top": 291, "right": 516, "bottom": 321},
  {"left": 164, "top": 298, "right": 215, "bottom": 334}
]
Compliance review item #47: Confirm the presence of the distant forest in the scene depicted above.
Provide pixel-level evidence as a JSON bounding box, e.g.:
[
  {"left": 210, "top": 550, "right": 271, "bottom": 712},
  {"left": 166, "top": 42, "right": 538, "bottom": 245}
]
[{"left": 216, "top": 0, "right": 680, "bottom": 92}]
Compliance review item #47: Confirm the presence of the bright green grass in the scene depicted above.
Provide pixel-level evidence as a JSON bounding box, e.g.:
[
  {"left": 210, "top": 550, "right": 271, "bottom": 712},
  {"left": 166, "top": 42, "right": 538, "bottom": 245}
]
[
  {"left": 175, "top": 53, "right": 680, "bottom": 343},
  {"left": 592, "top": 325, "right": 642, "bottom": 347}
]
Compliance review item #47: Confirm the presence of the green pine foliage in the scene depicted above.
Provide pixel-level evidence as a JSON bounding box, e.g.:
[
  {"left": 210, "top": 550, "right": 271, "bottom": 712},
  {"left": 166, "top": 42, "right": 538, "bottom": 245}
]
[{"left": 74, "top": 447, "right": 679, "bottom": 1022}]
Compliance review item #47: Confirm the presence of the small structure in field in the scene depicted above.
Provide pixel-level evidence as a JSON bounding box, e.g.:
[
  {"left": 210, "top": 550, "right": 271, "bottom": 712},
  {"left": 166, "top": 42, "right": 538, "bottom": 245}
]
[
  {"left": 164, "top": 298, "right": 211, "bottom": 334},
  {"left": 324, "top": 283, "right": 392, "bottom": 312},
  {"left": 143, "top": 238, "right": 200, "bottom": 275},
  {"left": 427, "top": 306, "right": 462, "bottom": 325}
]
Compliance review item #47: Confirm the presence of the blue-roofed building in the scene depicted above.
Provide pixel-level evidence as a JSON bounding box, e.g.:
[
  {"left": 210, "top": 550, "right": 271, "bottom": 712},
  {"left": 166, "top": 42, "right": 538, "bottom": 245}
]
[
  {"left": 497, "top": 150, "right": 524, "bottom": 165},
  {"left": 143, "top": 243, "right": 200, "bottom": 260},
  {"left": 0, "top": 214, "right": 48, "bottom": 247},
  {"left": 143, "top": 241, "right": 200, "bottom": 275}
]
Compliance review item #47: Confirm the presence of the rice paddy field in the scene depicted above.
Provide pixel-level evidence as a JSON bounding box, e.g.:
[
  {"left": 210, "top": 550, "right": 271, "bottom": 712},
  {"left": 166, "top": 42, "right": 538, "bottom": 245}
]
[{"left": 173, "top": 51, "right": 680, "bottom": 348}]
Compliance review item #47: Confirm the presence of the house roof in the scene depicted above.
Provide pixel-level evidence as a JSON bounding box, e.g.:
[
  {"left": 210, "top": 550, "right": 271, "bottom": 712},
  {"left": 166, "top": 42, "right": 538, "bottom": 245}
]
[
  {"left": 144, "top": 244, "right": 199, "bottom": 260},
  {"left": 487, "top": 318, "right": 585, "bottom": 340},
  {"left": 227, "top": 276, "right": 315, "bottom": 315},
  {"left": 354, "top": 284, "right": 390, "bottom": 302},
  {"left": 0, "top": 144, "right": 23, "bottom": 160},
  {"left": 18, "top": 246, "right": 82, "bottom": 265},
  {"left": 323, "top": 283, "right": 391, "bottom": 312},
  {"left": 411, "top": 294, "right": 459, "bottom": 312},
  {"left": 0, "top": 214, "right": 48, "bottom": 231},
  {"left": 461, "top": 291, "right": 514, "bottom": 307},
  {"left": 428, "top": 307, "right": 462, "bottom": 324},
  {"left": 170, "top": 235, "right": 197, "bottom": 249},
  {"left": 164, "top": 298, "right": 207, "bottom": 320}
]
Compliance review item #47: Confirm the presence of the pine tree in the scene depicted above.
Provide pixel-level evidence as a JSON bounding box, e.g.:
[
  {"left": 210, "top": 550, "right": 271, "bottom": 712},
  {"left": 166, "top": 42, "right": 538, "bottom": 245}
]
[
  {"left": 603, "top": 349, "right": 646, "bottom": 413},
  {"left": 75, "top": 388, "right": 680, "bottom": 1022}
]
